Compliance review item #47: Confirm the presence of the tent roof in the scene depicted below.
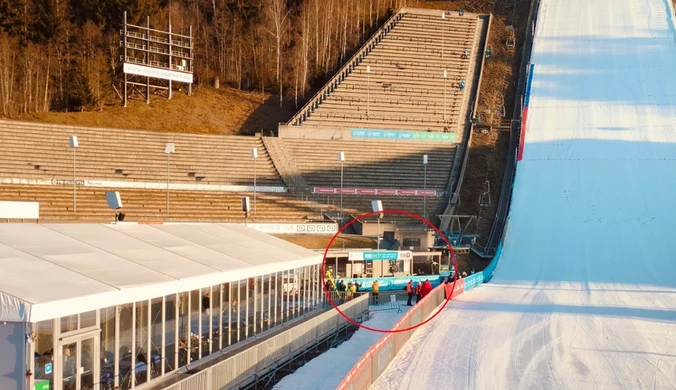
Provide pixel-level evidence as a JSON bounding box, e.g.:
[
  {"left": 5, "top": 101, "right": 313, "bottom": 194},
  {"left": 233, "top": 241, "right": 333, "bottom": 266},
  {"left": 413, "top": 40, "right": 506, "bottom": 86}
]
[{"left": 0, "top": 223, "right": 322, "bottom": 323}]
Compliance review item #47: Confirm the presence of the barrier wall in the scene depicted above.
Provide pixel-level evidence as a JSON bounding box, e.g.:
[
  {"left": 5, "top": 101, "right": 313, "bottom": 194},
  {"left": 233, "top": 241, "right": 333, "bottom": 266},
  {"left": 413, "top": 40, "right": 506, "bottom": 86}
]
[
  {"left": 162, "top": 294, "right": 369, "bottom": 390},
  {"left": 337, "top": 249, "right": 503, "bottom": 390}
]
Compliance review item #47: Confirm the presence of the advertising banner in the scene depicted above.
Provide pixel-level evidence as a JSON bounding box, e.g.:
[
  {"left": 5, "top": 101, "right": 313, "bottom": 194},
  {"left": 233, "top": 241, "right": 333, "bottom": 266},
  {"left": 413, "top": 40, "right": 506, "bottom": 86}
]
[
  {"left": 347, "top": 250, "right": 412, "bottom": 261},
  {"left": 350, "top": 128, "right": 456, "bottom": 143},
  {"left": 313, "top": 187, "right": 438, "bottom": 197},
  {"left": 245, "top": 222, "right": 338, "bottom": 235},
  {"left": 123, "top": 63, "right": 194, "bottom": 83}
]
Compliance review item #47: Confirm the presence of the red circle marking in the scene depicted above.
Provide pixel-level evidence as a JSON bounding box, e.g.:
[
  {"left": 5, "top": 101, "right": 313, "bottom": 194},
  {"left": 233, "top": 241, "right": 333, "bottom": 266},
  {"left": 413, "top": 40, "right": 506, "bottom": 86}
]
[{"left": 321, "top": 209, "right": 457, "bottom": 333}]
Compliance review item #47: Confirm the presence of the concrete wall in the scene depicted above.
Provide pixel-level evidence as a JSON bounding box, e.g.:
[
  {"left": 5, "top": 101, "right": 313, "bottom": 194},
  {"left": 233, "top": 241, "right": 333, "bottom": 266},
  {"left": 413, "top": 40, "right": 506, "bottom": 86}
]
[{"left": 0, "top": 321, "right": 25, "bottom": 390}]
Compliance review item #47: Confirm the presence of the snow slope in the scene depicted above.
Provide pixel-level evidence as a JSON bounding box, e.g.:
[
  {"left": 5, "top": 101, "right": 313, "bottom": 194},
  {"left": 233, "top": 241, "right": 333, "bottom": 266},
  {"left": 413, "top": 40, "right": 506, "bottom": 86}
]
[
  {"left": 370, "top": 0, "right": 676, "bottom": 389},
  {"left": 273, "top": 303, "right": 410, "bottom": 390}
]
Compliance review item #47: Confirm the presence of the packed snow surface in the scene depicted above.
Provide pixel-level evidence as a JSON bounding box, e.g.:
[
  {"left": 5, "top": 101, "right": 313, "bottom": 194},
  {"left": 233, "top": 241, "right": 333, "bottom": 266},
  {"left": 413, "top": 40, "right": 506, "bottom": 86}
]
[
  {"left": 371, "top": 0, "right": 676, "bottom": 388},
  {"left": 272, "top": 302, "right": 410, "bottom": 390}
]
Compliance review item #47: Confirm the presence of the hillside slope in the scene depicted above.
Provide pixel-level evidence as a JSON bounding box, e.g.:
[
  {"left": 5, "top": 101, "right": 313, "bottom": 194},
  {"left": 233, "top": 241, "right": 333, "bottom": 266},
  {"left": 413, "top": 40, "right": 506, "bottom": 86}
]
[{"left": 16, "top": 87, "right": 296, "bottom": 135}]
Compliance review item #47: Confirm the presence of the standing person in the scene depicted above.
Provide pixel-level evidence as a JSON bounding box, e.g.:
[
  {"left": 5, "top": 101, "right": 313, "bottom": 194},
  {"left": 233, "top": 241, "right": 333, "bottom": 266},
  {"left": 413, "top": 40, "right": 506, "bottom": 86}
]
[
  {"left": 406, "top": 280, "right": 414, "bottom": 306},
  {"left": 372, "top": 280, "right": 380, "bottom": 304},
  {"left": 415, "top": 281, "right": 422, "bottom": 304},
  {"left": 421, "top": 279, "right": 433, "bottom": 299}
]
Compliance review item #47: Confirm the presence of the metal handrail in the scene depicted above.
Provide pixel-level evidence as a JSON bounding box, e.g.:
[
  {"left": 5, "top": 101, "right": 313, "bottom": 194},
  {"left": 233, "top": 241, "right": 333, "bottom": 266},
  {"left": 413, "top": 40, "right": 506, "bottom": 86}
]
[{"left": 285, "top": 8, "right": 406, "bottom": 126}]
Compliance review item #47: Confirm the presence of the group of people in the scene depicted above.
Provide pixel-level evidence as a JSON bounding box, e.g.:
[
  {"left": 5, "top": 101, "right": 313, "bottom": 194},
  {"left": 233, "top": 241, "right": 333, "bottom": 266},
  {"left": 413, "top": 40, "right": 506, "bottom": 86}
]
[
  {"left": 405, "top": 279, "right": 433, "bottom": 306},
  {"left": 325, "top": 278, "right": 363, "bottom": 302}
]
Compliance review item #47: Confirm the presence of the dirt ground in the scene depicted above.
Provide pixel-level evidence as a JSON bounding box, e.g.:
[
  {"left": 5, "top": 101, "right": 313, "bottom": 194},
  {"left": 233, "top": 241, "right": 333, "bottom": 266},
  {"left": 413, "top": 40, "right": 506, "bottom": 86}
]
[{"left": 16, "top": 86, "right": 298, "bottom": 135}]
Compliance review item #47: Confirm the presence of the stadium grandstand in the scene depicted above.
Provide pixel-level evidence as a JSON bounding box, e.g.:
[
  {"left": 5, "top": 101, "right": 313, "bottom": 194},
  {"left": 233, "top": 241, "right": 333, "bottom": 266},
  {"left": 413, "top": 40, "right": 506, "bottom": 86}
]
[{"left": 0, "top": 5, "right": 493, "bottom": 390}]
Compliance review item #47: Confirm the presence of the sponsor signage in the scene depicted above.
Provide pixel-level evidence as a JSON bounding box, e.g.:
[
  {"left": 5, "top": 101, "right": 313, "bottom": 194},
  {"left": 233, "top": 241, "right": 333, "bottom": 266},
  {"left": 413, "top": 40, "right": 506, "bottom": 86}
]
[
  {"left": 0, "top": 201, "right": 39, "bottom": 219},
  {"left": 123, "top": 63, "right": 193, "bottom": 84},
  {"left": 350, "top": 128, "right": 456, "bottom": 143},
  {"left": 0, "top": 177, "right": 287, "bottom": 193},
  {"left": 246, "top": 223, "right": 338, "bottom": 235},
  {"left": 313, "top": 187, "right": 438, "bottom": 197},
  {"left": 348, "top": 250, "right": 412, "bottom": 261}
]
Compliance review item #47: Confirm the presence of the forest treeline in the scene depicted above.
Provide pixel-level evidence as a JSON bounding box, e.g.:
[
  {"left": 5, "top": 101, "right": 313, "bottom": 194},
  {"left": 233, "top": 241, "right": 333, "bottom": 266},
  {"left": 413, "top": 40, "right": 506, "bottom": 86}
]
[{"left": 0, "top": 0, "right": 415, "bottom": 117}]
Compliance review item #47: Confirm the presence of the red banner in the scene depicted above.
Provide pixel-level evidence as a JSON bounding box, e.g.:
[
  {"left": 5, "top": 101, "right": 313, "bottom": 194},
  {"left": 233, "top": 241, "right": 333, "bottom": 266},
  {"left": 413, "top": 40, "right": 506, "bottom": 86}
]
[
  {"left": 313, "top": 187, "right": 335, "bottom": 194},
  {"left": 376, "top": 189, "right": 397, "bottom": 195},
  {"left": 396, "top": 189, "right": 416, "bottom": 196},
  {"left": 356, "top": 188, "right": 377, "bottom": 195}
]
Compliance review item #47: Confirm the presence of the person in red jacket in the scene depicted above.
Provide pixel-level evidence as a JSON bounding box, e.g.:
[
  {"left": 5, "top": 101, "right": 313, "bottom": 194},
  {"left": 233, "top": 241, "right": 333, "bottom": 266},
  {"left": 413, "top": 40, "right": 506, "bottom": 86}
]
[{"left": 420, "top": 279, "right": 433, "bottom": 299}]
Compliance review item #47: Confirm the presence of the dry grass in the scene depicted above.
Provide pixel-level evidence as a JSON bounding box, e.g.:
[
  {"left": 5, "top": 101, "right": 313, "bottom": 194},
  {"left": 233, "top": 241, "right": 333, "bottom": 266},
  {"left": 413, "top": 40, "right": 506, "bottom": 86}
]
[
  {"left": 16, "top": 87, "right": 297, "bottom": 135},
  {"left": 275, "top": 234, "right": 375, "bottom": 250}
]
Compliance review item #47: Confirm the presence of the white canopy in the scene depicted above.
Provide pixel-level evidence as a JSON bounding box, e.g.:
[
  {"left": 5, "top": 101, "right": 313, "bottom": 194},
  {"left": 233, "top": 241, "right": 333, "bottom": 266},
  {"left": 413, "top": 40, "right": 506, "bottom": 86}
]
[{"left": 0, "top": 223, "right": 323, "bottom": 323}]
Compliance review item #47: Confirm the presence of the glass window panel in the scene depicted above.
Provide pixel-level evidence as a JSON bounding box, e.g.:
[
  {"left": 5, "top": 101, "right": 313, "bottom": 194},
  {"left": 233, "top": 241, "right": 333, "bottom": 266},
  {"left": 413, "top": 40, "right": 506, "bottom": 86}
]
[
  {"left": 135, "top": 300, "right": 149, "bottom": 386},
  {"left": 118, "top": 303, "right": 133, "bottom": 389},
  {"left": 60, "top": 314, "right": 78, "bottom": 333},
  {"left": 164, "top": 294, "right": 177, "bottom": 375},
  {"left": 99, "top": 306, "right": 116, "bottom": 388},
  {"left": 150, "top": 297, "right": 163, "bottom": 379},
  {"left": 80, "top": 310, "right": 97, "bottom": 328},
  {"left": 177, "top": 292, "right": 190, "bottom": 367},
  {"left": 34, "top": 320, "right": 54, "bottom": 390},
  {"left": 190, "top": 289, "right": 201, "bottom": 360},
  {"left": 209, "top": 284, "right": 220, "bottom": 354}
]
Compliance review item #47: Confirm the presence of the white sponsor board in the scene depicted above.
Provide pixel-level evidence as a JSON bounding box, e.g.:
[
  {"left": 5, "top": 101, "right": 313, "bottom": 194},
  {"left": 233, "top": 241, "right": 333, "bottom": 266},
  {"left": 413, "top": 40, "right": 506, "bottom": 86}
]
[
  {"left": 246, "top": 223, "right": 338, "bottom": 235},
  {"left": 123, "top": 63, "right": 193, "bottom": 84},
  {"left": 0, "top": 178, "right": 287, "bottom": 193},
  {"left": 0, "top": 200, "right": 39, "bottom": 219},
  {"left": 85, "top": 179, "right": 286, "bottom": 193}
]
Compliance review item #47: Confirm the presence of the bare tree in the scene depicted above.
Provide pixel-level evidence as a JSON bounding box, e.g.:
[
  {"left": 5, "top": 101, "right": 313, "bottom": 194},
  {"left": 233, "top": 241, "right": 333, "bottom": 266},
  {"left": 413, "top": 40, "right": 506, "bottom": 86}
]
[{"left": 261, "top": 0, "right": 290, "bottom": 107}]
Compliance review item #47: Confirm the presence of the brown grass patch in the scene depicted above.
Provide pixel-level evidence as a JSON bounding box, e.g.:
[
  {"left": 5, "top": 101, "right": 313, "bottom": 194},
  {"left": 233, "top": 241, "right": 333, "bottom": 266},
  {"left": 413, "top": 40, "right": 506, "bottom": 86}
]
[
  {"left": 275, "top": 234, "right": 375, "bottom": 250},
  {"left": 16, "top": 87, "right": 297, "bottom": 135}
]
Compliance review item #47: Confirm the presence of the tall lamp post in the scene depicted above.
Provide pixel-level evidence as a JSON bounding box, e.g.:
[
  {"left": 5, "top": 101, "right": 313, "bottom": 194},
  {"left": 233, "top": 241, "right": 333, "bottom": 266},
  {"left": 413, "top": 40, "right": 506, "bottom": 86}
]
[
  {"left": 69, "top": 136, "right": 78, "bottom": 212},
  {"left": 339, "top": 151, "right": 345, "bottom": 220},
  {"left": 165, "top": 142, "right": 175, "bottom": 214},
  {"left": 366, "top": 65, "right": 371, "bottom": 119},
  {"left": 372, "top": 200, "right": 383, "bottom": 250},
  {"left": 252, "top": 147, "right": 258, "bottom": 216},
  {"left": 443, "top": 70, "right": 448, "bottom": 123},
  {"left": 441, "top": 12, "right": 446, "bottom": 59},
  {"left": 423, "top": 154, "right": 428, "bottom": 220}
]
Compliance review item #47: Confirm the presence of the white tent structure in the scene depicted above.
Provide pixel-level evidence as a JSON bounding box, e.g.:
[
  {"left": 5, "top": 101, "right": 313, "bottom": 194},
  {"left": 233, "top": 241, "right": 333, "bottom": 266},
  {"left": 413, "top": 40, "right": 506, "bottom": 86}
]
[{"left": 0, "top": 223, "right": 324, "bottom": 390}]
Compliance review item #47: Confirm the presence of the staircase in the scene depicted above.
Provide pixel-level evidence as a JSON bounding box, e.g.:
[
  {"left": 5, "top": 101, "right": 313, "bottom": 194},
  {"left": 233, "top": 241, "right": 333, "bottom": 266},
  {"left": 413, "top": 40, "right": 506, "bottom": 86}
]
[{"left": 261, "top": 136, "right": 309, "bottom": 195}]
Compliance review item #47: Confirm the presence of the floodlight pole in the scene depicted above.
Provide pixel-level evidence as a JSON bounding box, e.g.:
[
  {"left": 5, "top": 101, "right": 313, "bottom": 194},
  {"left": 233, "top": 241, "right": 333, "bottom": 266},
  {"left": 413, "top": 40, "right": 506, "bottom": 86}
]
[
  {"left": 377, "top": 216, "right": 381, "bottom": 250},
  {"left": 167, "top": 154, "right": 170, "bottom": 213},
  {"left": 252, "top": 147, "right": 258, "bottom": 216},
  {"left": 339, "top": 152, "right": 345, "bottom": 220},
  {"left": 366, "top": 65, "right": 371, "bottom": 119},
  {"left": 69, "top": 136, "right": 78, "bottom": 212},
  {"left": 73, "top": 146, "right": 77, "bottom": 212},
  {"left": 441, "top": 12, "right": 446, "bottom": 59},
  {"left": 423, "top": 154, "right": 428, "bottom": 220},
  {"left": 165, "top": 143, "right": 175, "bottom": 215},
  {"left": 443, "top": 70, "right": 448, "bottom": 122}
]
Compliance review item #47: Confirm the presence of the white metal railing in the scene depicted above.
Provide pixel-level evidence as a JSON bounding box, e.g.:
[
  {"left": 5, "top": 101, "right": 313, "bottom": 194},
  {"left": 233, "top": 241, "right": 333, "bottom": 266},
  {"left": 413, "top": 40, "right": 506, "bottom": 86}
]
[{"left": 162, "top": 294, "right": 369, "bottom": 390}]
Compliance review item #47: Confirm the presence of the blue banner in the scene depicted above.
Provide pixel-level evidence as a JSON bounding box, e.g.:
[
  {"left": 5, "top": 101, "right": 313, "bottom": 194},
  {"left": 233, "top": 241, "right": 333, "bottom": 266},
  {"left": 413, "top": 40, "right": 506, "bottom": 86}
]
[
  {"left": 363, "top": 251, "right": 399, "bottom": 261},
  {"left": 350, "top": 128, "right": 456, "bottom": 143},
  {"left": 524, "top": 64, "right": 535, "bottom": 109},
  {"left": 337, "top": 275, "right": 443, "bottom": 292}
]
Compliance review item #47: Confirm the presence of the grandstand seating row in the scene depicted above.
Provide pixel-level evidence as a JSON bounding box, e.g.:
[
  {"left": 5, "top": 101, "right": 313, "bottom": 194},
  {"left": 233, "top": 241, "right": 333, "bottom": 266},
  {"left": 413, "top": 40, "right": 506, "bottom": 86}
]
[
  {"left": 0, "top": 185, "right": 321, "bottom": 222},
  {"left": 0, "top": 121, "right": 454, "bottom": 223},
  {"left": 0, "top": 120, "right": 283, "bottom": 187},
  {"left": 295, "top": 10, "right": 482, "bottom": 133}
]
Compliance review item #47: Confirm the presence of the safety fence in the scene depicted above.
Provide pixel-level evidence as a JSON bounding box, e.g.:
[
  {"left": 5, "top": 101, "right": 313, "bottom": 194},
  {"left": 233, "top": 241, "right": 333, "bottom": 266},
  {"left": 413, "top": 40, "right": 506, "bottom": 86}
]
[
  {"left": 163, "top": 294, "right": 369, "bottom": 390},
  {"left": 336, "top": 251, "right": 503, "bottom": 390}
]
